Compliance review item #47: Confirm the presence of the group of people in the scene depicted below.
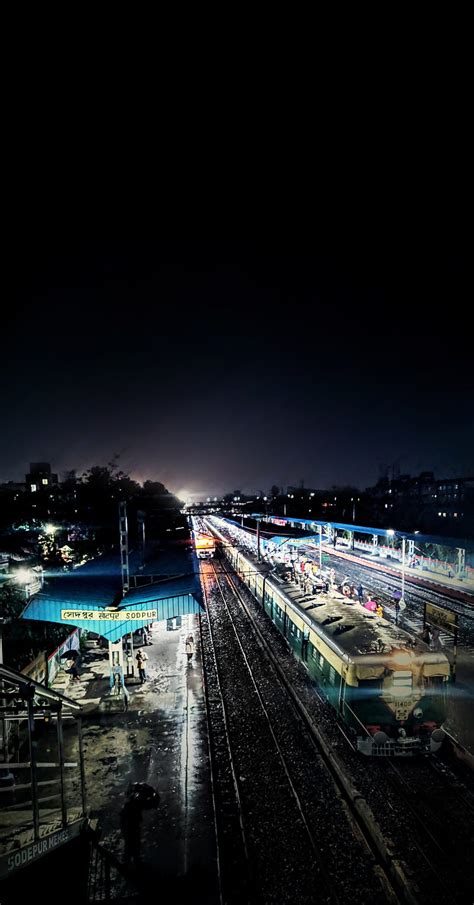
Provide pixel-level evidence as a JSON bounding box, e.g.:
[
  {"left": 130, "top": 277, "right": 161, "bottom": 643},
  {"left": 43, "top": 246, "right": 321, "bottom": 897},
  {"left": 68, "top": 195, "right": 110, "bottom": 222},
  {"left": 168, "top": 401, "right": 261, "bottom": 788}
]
[
  {"left": 276, "top": 557, "right": 388, "bottom": 620},
  {"left": 339, "top": 581, "right": 384, "bottom": 617}
]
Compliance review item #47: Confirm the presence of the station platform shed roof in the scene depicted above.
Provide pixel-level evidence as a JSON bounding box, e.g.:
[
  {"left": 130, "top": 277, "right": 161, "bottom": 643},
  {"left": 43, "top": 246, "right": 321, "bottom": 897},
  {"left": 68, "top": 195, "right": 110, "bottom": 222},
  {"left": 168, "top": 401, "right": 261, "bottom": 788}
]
[
  {"left": 21, "top": 554, "right": 202, "bottom": 643},
  {"left": 250, "top": 514, "right": 472, "bottom": 551}
]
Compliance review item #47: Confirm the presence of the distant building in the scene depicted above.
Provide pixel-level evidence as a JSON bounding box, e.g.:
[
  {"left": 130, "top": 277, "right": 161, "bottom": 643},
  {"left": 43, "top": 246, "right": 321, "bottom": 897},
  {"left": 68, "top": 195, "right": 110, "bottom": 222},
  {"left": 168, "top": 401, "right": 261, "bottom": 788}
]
[
  {"left": 25, "top": 463, "right": 58, "bottom": 494},
  {"left": 0, "top": 480, "right": 26, "bottom": 494},
  {"left": 367, "top": 471, "right": 474, "bottom": 536}
]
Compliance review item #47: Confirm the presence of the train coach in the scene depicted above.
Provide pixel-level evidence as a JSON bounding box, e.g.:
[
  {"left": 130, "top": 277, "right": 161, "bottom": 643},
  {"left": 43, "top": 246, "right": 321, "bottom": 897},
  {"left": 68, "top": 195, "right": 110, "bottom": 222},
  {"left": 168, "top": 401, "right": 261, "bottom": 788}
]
[{"left": 208, "top": 521, "right": 450, "bottom": 757}]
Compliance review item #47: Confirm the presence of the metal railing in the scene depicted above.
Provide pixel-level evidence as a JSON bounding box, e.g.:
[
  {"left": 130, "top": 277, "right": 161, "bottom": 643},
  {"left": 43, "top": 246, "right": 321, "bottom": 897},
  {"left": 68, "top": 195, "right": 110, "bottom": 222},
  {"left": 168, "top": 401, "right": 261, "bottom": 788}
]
[{"left": 87, "top": 832, "right": 138, "bottom": 904}]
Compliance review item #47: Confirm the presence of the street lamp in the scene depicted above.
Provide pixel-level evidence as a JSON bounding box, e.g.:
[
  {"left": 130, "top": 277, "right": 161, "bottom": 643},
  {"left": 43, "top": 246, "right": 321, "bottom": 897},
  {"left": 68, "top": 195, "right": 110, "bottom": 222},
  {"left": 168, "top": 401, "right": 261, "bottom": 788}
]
[
  {"left": 387, "top": 530, "right": 406, "bottom": 622},
  {"left": 15, "top": 568, "right": 34, "bottom": 589},
  {"left": 400, "top": 536, "right": 406, "bottom": 608}
]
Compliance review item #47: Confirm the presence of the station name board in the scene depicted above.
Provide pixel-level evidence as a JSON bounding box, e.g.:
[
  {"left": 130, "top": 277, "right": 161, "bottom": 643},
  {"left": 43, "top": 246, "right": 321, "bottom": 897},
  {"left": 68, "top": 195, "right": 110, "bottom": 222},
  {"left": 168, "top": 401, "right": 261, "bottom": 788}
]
[
  {"left": 61, "top": 609, "right": 158, "bottom": 622},
  {"left": 425, "top": 602, "right": 458, "bottom": 634},
  {"left": 0, "top": 822, "right": 83, "bottom": 877}
]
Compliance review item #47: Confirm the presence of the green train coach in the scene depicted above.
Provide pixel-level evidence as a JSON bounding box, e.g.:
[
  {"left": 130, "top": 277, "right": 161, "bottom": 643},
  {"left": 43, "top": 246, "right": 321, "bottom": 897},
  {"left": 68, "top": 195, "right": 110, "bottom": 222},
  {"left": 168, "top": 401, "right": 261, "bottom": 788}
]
[{"left": 211, "top": 525, "right": 450, "bottom": 757}]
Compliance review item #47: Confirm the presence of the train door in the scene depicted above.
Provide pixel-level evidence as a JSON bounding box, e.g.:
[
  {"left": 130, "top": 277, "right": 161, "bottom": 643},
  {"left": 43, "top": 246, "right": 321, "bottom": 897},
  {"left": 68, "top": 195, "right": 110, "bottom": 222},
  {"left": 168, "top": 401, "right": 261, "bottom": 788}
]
[
  {"left": 338, "top": 667, "right": 347, "bottom": 715},
  {"left": 302, "top": 629, "right": 310, "bottom": 662}
]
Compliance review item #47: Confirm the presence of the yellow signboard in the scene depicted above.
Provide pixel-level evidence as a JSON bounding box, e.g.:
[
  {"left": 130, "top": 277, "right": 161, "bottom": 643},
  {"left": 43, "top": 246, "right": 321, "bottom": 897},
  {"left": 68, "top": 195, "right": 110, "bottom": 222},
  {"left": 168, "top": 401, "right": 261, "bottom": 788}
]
[
  {"left": 425, "top": 602, "right": 458, "bottom": 634},
  {"left": 61, "top": 609, "right": 158, "bottom": 622}
]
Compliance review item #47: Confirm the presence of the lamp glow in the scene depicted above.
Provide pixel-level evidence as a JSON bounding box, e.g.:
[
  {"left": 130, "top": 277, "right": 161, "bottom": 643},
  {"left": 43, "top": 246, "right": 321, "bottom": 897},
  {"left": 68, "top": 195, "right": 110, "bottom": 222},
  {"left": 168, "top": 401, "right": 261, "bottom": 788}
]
[{"left": 15, "top": 568, "right": 33, "bottom": 584}]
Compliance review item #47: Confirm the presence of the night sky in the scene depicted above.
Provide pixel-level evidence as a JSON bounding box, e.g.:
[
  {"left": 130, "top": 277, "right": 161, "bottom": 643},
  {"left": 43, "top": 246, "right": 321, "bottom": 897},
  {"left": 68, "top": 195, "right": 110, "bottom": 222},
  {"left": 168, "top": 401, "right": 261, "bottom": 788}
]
[{"left": 3, "top": 242, "right": 472, "bottom": 497}]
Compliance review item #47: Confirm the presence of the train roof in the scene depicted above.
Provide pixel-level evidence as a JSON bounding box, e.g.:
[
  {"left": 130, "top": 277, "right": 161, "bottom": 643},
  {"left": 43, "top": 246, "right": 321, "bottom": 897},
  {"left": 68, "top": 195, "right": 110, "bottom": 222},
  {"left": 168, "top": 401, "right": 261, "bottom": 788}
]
[
  {"left": 207, "top": 518, "right": 449, "bottom": 669},
  {"left": 269, "top": 575, "right": 427, "bottom": 659},
  {"left": 268, "top": 576, "right": 449, "bottom": 674}
]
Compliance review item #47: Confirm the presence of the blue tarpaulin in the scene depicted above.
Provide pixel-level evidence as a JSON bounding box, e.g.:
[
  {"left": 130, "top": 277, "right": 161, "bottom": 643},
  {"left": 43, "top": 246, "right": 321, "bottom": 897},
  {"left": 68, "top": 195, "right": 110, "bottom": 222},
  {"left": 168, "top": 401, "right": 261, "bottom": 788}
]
[{"left": 264, "top": 534, "right": 322, "bottom": 547}]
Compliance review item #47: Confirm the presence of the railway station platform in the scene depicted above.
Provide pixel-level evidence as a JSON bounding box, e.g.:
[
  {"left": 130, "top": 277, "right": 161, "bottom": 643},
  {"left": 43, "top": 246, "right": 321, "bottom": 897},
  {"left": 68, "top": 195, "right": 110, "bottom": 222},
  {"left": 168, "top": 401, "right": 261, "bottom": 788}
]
[
  {"left": 339, "top": 546, "right": 474, "bottom": 595},
  {"left": 310, "top": 543, "right": 474, "bottom": 602},
  {"left": 49, "top": 614, "right": 219, "bottom": 903}
]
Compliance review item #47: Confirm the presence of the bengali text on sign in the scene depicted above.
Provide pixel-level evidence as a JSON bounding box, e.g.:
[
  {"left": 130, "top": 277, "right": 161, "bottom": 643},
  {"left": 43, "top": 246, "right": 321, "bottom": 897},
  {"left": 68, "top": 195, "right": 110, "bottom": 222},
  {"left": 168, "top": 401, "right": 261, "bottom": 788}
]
[{"left": 61, "top": 609, "right": 158, "bottom": 622}]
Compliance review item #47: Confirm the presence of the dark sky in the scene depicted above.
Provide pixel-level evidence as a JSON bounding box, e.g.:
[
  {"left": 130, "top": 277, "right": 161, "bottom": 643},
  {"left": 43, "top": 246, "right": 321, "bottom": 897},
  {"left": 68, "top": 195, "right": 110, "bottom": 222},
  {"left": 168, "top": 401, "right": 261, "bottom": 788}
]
[{"left": 3, "top": 242, "right": 472, "bottom": 497}]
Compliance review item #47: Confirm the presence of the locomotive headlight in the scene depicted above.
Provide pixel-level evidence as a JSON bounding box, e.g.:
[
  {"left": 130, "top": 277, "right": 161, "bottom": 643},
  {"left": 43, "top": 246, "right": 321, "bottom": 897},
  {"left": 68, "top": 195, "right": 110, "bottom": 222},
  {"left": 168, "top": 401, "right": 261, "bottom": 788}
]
[
  {"left": 392, "top": 651, "right": 413, "bottom": 667},
  {"left": 413, "top": 708, "right": 423, "bottom": 719}
]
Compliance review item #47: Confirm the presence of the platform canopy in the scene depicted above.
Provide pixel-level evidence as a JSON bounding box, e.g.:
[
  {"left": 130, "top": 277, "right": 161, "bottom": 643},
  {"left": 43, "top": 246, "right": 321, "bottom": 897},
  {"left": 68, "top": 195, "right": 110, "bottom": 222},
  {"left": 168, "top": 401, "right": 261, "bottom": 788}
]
[
  {"left": 250, "top": 514, "right": 472, "bottom": 550},
  {"left": 22, "top": 572, "right": 203, "bottom": 642}
]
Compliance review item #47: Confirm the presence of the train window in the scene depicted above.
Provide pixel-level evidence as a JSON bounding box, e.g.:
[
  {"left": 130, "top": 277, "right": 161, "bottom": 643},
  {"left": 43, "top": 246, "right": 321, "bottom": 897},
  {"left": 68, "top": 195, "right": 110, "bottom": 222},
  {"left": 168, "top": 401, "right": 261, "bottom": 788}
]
[
  {"left": 296, "top": 628, "right": 301, "bottom": 640},
  {"left": 329, "top": 666, "right": 336, "bottom": 684},
  {"left": 393, "top": 671, "right": 412, "bottom": 691},
  {"left": 310, "top": 646, "right": 318, "bottom": 660},
  {"left": 318, "top": 653, "right": 324, "bottom": 668}
]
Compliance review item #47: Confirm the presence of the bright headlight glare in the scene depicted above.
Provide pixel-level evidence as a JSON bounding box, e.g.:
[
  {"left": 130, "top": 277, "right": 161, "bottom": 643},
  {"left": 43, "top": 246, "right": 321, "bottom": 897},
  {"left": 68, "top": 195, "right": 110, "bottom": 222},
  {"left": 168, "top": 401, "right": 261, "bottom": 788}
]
[{"left": 392, "top": 651, "right": 412, "bottom": 667}]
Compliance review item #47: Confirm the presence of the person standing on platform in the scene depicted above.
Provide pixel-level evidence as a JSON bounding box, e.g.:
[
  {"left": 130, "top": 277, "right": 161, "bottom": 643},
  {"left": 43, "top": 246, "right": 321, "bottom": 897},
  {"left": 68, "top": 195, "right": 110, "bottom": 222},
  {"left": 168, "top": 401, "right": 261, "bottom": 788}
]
[
  {"left": 185, "top": 634, "right": 195, "bottom": 665},
  {"left": 421, "top": 625, "right": 432, "bottom": 645},
  {"left": 120, "top": 796, "right": 143, "bottom": 866},
  {"left": 136, "top": 649, "right": 148, "bottom": 683},
  {"left": 69, "top": 662, "right": 80, "bottom": 682},
  {"left": 357, "top": 584, "right": 364, "bottom": 603},
  {"left": 141, "top": 626, "right": 150, "bottom": 645}
]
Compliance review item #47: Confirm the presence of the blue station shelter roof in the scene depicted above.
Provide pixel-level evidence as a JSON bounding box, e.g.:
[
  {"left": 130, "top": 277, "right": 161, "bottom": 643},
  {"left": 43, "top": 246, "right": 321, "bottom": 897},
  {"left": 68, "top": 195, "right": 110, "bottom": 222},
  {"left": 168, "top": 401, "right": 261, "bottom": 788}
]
[
  {"left": 250, "top": 514, "right": 472, "bottom": 550},
  {"left": 22, "top": 554, "right": 203, "bottom": 642}
]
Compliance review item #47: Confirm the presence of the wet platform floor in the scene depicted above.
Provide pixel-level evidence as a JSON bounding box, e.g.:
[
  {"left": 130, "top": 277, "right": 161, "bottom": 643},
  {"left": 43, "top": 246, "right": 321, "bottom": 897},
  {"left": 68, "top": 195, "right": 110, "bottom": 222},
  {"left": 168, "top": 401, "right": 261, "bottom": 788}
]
[{"left": 80, "top": 614, "right": 219, "bottom": 903}]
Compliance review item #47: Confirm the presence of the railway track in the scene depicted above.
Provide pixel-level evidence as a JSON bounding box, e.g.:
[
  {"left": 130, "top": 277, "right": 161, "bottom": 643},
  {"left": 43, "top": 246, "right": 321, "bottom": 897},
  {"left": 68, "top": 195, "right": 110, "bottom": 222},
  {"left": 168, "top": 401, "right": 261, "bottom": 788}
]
[
  {"left": 379, "top": 758, "right": 474, "bottom": 903},
  {"left": 200, "top": 558, "right": 404, "bottom": 905},
  {"left": 198, "top": 577, "right": 250, "bottom": 904}
]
